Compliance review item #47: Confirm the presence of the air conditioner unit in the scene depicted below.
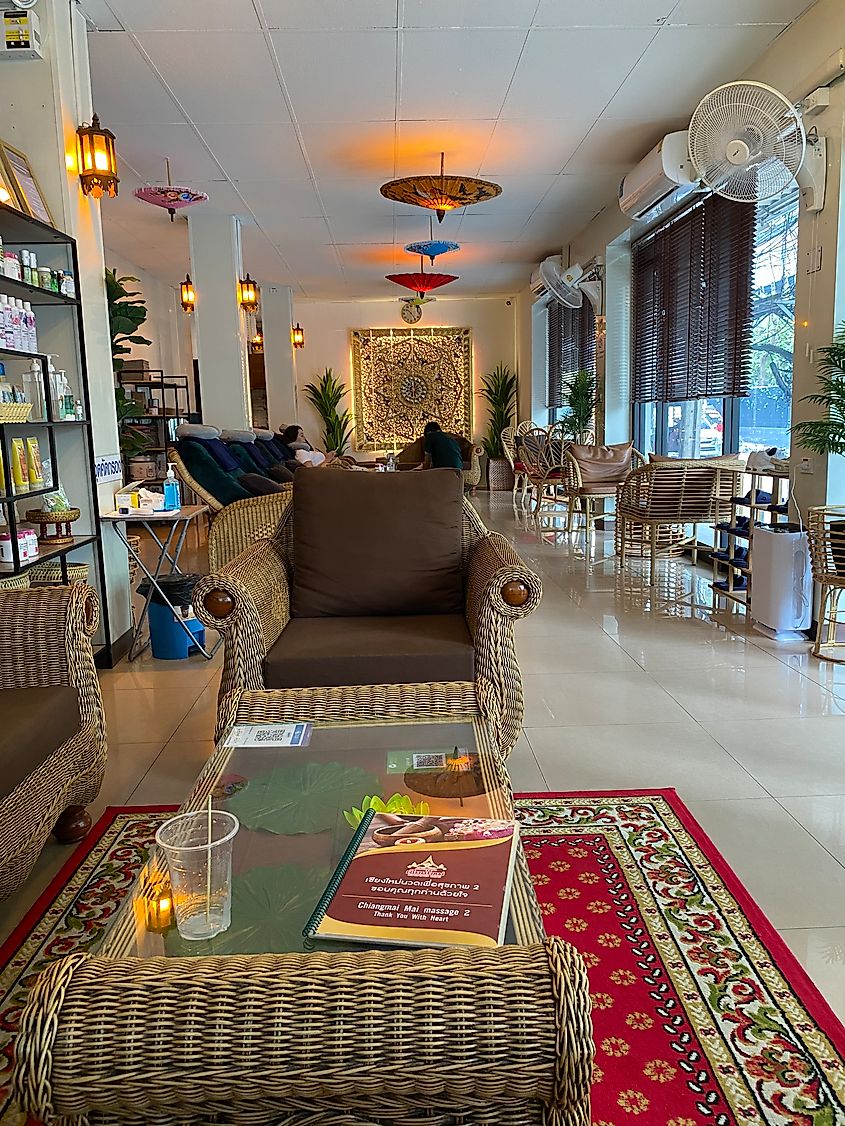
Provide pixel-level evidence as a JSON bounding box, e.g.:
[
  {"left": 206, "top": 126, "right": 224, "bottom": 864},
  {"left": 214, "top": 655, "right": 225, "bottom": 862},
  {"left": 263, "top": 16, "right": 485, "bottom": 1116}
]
[{"left": 618, "top": 131, "right": 698, "bottom": 221}]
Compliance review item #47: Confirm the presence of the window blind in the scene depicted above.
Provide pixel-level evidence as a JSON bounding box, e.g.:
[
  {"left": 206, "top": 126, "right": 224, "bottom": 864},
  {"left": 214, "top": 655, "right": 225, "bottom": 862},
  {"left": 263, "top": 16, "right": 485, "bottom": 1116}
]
[
  {"left": 547, "top": 299, "right": 596, "bottom": 410},
  {"left": 631, "top": 194, "right": 755, "bottom": 403}
]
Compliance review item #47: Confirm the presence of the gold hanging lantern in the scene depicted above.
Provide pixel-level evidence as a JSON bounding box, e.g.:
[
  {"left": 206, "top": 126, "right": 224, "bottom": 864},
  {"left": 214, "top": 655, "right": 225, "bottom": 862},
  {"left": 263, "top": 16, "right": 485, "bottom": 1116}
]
[
  {"left": 180, "top": 274, "right": 195, "bottom": 314},
  {"left": 76, "top": 114, "right": 119, "bottom": 199},
  {"left": 291, "top": 322, "right": 305, "bottom": 349},
  {"left": 238, "top": 273, "right": 259, "bottom": 313}
]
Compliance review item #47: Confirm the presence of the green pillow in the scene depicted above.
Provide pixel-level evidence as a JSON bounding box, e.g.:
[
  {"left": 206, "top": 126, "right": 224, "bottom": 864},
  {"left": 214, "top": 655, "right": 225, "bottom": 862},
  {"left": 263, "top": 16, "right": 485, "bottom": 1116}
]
[{"left": 176, "top": 439, "right": 251, "bottom": 505}]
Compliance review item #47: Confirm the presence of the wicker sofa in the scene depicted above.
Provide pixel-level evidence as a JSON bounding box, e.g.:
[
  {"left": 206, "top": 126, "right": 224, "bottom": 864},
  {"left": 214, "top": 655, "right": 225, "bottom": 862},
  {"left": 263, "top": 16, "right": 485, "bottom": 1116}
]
[
  {"left": 195, "top": 470, "right": 542, "bottom": 757},
  {"left": 13, "top": 939, "right": 593, "bottom": 1126},
  {"left": 0, "top": 584, "right": 106, "bottom": 900}
]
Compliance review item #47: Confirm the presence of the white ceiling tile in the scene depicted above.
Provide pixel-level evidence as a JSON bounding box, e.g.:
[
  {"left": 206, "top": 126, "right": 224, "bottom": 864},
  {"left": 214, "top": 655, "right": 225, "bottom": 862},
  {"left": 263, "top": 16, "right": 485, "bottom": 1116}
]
[
  {"left": 402, "top": 0, "right": 539, "bottom": 28},
  {"left": 199, "top": 124, "right": 308, "bottom": 183},
  {"left": 452, "top": 210, "right": 532, "bottom": 241},
  {"left": 107, "top": 0, "right": 260, "bottom": 32},
  {"left": 181, "top": 179, "right": 252, "bottom": 214},
  {"left": 237, "top": 179, "right": 325, "bottom": 222},
  {"left": 263, "top": 1, "right": 397, "bottom": 30},
  {"left": 502, "top": 27, "right": 657, "bottom": 118},
  {"left": 78, "top": 2, "right": 124, "bottom": 32},
  {"left": 400, "top": 30, "right": 525, "bottom": 119},
  {"left": 115, "top": 123, "right": 223, "bottom": 183},
  {"left": 537, "top": 169, "right": 627, "bottom": 212},
  {"left": 563, "top": 116, "right": 687, "bottom": 172},
  {"left": 395, "top": 121, "right": 496, "bottom": 177},
  {"left": 300, "top": 122, "right": 398, "bottom": 179},
  {"left": 668, "top": 0, "right": 811, "bottom": 25},
  {"left": 273, "top": 217, "right": 334, "bottom": 248},
  {"left": 87, "top": 32, "right": 184, "bottom": 124},
  {"left": 135, "top": 32, "right": 292, "bottom": 124},
  {"left": 480, "top": 118, "right": 588, "bottom": 176},
  {"left": 602, "top": 24, "right": 789, "bottom": 118},
  {"left": 471, "top": 174, "right": 559, "bottom": 213},
  {"left": 270, "top": 30, "right": 396, "bottom": 122},
  {"left": 533, "top": 0, "right": 674, "bottom": 26}
]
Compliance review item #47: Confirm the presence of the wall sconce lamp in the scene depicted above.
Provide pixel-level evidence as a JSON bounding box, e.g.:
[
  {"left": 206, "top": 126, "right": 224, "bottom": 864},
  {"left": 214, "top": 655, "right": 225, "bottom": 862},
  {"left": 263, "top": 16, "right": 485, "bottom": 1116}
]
[
  {"left": 291, "top": 322, "right": 305, "bottom": 349},
  {"left": 238, "top": 274, "right": 259, "bottom": 313},
  {"left": 180, "top": 274, "right": 195, "bottom": 314},
  {"left": 76, "top": 113, "right": 119, "bottom": 199}
]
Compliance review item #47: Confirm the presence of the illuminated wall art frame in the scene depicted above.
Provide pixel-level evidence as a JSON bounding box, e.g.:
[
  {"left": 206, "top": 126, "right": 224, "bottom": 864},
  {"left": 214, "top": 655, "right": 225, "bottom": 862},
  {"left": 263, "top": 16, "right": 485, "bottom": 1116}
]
[{"left": 350, "top": 327, "right": 472, "bottom": 451}]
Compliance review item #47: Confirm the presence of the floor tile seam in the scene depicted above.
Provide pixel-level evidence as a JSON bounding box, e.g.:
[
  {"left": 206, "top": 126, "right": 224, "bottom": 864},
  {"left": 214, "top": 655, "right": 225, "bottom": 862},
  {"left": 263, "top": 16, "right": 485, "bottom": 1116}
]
[
  {"left": 771, "top": 795, "right": 845, "bottom": 875},
  {"left": 518, "top": 730, "right": 551, "bottom": 788},
  {"left": 687, "top": 727, "right": 779, "bottom": 801}
]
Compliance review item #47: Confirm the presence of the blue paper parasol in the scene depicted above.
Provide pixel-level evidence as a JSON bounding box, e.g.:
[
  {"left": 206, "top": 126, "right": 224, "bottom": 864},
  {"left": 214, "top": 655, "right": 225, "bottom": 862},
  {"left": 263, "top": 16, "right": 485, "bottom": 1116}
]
[{"left": 405, "top": 238, "right": 460, "bottom": 265}]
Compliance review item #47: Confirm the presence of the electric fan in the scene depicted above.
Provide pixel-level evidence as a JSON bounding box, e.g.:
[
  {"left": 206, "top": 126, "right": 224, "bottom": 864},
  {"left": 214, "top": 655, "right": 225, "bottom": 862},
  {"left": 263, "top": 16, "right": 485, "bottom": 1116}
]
[
  {"left": 687, "top": 80, "right": 806, "bottom": 204},
  {"left": 537, "top": 258, "right": 602, "bottom": 310}
]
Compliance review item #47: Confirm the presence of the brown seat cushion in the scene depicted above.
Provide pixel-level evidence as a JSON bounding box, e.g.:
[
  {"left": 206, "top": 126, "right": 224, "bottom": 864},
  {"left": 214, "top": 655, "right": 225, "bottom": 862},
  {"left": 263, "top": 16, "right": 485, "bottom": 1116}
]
[
  {"left": 291, "top": 470, "right": 464, "bottom": 618},
  {"left": 396, "top": 434, "right": 473, "bottom": 470},
  {"left": 0, "top": 686, "right": 81, "bottom": 803},
  {"left": 263, "top": 615, "right": 474, "bottom": 688},
  {"left": 569, "top": 442, "right": 633, "bottom": 489}
]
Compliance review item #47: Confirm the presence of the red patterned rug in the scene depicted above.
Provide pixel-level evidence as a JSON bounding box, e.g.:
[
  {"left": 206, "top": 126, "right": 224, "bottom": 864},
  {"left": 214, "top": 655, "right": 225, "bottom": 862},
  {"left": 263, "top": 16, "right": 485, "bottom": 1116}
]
[{"left": 0, "top": 793, "right": 843, "bottom": 1125}]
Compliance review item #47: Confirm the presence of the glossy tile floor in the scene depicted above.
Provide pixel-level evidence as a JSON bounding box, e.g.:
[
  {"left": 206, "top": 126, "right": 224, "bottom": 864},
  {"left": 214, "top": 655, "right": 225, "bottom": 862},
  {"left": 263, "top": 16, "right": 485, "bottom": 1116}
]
[{"left": 3, "top": 494, "right": 845, "bottom": 1023}]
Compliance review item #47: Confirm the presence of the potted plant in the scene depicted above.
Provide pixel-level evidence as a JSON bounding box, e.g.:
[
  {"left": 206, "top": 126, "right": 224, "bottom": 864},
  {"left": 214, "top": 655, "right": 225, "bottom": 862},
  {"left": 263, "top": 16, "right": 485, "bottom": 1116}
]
[
  {"left": 480, "top": 363, "right": 518, "bottom": 490},
  {"left": 559, "top": 370, "right": 599, "bottom": 442},
  {"left": 792, "top": 324, "right": 845, "bottom": 457},
  {"left": 303, "top": 368, "right": 353, "bottom": 455},
  {"left": 106, "top": 268, "right": 151, "bottom": 374}
]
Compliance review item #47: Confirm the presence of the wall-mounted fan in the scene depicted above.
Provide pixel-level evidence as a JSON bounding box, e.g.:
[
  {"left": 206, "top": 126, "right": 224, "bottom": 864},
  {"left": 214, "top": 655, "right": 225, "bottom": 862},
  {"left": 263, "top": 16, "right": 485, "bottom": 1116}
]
[{"left": 531, "top": 258, "right": 602, "bottom": 310}]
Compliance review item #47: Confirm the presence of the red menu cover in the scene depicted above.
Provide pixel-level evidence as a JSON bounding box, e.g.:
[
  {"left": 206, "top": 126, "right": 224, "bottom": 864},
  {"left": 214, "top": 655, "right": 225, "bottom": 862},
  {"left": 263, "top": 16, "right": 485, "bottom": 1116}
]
[{"left": 305, "top": 813, "right": 519, "bottom": 948}]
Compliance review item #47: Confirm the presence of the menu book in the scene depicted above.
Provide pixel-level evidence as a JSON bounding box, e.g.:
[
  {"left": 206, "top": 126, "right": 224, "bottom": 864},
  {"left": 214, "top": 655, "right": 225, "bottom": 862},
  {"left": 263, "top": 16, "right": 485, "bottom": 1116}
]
[{"left": 303, "top": 811, "right": 519, "bottom": 948}]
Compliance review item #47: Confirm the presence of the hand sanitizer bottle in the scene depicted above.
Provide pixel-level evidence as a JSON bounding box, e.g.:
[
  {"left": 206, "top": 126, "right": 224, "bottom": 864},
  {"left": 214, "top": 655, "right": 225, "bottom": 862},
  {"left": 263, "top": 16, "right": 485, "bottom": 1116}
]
[{"left": 163, "top": 462, "right": 181, "bottom": 510}]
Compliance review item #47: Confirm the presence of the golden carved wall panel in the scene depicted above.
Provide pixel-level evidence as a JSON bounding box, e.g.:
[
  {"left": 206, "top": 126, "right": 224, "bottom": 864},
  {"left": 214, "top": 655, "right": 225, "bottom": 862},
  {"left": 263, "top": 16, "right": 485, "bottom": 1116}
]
[{"left": 350, "top": 327, "right": 472, "bottom": 450}]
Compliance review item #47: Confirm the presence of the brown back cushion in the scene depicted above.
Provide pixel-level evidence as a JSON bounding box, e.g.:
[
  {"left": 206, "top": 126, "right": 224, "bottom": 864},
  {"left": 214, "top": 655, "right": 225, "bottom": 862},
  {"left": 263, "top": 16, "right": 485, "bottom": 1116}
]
[
  {"left": 0, "top": 686, "right": 80, "bottom": 802},
  {"left": 291, "top": 469, "right": 464, "bottom": 617},
  {"left": 397, "top": 434, "right": 472, "bottom": 465},
  {"left": 569, "top": 442, "right": 633, "bottom": 487}
]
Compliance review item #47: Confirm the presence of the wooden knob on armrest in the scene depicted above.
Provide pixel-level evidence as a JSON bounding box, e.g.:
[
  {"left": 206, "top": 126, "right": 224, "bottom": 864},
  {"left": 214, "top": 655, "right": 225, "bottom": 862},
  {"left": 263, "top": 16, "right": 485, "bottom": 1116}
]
[
  {"left": 501, "top": 580, "right": 530, "bottom": 607},
  {"left": 203, "top": 589, "right": 235, "bottom": 618}
]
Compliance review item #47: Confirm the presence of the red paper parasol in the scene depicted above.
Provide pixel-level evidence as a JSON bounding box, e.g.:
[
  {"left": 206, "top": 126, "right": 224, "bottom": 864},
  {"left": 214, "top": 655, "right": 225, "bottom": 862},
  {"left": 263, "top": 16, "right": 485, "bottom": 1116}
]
[{"left": 386, "top": 255, "right": 458, "bottom": 299}]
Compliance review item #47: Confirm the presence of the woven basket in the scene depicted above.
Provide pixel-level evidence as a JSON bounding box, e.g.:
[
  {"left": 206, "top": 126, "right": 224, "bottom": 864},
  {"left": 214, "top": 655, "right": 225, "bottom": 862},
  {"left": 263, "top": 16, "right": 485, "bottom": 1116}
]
[
  {"left": 28, "top": 561, "right": 89, "bottom": 586},
  {"left": 0, "top": 573, "right": 30, "bottom": 591},
  {"left": 487, "top": 457, "right": 515, "bottom": 491},
  {"left": 0, "top": 402, "right": 32, "bottom": 423}
]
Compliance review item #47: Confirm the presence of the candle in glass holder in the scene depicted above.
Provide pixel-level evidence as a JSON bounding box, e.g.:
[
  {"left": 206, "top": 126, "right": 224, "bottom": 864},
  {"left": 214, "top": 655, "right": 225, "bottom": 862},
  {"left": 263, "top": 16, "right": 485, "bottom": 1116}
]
[{"left": 144, "top": 890, "right": 173, "bottom": 933}]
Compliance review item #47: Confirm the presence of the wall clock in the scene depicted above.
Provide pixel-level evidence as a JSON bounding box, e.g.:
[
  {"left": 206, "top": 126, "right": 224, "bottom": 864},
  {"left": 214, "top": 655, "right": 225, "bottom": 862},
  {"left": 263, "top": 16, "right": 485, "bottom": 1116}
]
[{"left": 400, "top": 301, "right": 422, "bottom": 324}]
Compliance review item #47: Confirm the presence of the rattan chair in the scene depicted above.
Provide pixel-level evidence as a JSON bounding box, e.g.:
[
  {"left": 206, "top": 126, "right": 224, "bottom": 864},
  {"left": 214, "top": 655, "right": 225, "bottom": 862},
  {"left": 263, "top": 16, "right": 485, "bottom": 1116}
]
[
  {"left": 13, "top": 939, "right": 593, "bottom": 1126},
  {"left": 168, "top": 445, "right": 224, "bottom": 512},
  {"left": 207, "top": 488, "right": 292, "bottom": 571},
  {"left": 561, "top": 445, "right": 645, "bottom": 534},
  {"left": 520, "top": 424, "right": 573, "bottom": 514},
  {"left": 502, "top": 422, "right": 532, "bottom": 505},
  {"left": 616, "top": 459, "right": 741, "bottom": 584},
  {"left": 808, "top": 505, "right": 845, "bottom": 663},
  {"left": 195, "top": 496, "right": 542, "bottom": 758},
  {"left": 0, "top": 584, "right": 106, "bottom": 900}
]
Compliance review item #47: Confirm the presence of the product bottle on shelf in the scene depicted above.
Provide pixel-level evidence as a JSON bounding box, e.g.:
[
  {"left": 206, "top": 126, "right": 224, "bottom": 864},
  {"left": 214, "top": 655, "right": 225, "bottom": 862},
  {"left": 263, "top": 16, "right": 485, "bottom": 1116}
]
[
  {"left": 11, "top": 299, "right": 22, "bottom": 350},
  {"left": 24, "top": 302, "right": 36, "bottom": 352},
  {"left": 24, "top": 359, "right": 44, "bottom": 418}
]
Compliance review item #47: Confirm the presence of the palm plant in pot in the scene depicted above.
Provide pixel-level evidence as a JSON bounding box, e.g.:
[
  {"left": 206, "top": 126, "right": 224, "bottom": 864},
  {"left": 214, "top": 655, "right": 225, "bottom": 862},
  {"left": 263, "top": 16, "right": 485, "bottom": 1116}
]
[
  {"left": 559, "top": 369, "right": 598, "bottom": 442},
  {"left": 303, "top": 368, "right": 353, "bottom": 455},
  {"left": 480, "top": 363, "right": 518, "bottom": 490}
]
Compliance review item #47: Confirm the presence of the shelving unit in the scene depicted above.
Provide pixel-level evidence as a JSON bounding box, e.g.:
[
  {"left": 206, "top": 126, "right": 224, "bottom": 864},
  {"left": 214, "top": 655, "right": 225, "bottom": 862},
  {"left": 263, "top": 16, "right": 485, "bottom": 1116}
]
[
  {"left": 118, "top": 371, "right": 189, "bottom": 484},
  {"left": 0, "top": 202, "right": 109, "bottom": 644},
  {"left": 710, "top": 468, "right": 791, "bottom": 613}
]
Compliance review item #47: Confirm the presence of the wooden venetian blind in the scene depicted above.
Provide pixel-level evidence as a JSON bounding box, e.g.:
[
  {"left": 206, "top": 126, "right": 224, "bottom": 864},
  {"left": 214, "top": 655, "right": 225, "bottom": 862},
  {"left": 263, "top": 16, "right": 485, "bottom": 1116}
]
[
  {"left": 547, "top": 299, "right": 596, "bottom": 410},
  {"left": 631, "top": 194, "right": 755, "bottom": 403}
]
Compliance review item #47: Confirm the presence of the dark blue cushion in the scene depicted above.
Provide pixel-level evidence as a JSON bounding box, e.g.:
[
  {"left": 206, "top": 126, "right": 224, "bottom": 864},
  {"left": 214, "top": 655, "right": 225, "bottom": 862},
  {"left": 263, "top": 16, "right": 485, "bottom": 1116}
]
[
  {"left": 240, "top": 440, "right": 275, "bottom": 470},
  {"left": 196, "top": 437, "right": 241, "bottom": 473},
  {"left": 261, "top": 437, "right": 286, "bottom": 461}
]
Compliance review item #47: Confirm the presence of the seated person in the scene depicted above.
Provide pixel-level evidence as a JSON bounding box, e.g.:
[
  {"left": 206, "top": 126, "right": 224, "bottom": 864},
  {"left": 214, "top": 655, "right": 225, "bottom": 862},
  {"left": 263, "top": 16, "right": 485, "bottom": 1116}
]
[
  {"left": 277, "top": 425, "right": 337, "bottom": 469},
  {"left": 417, "top": 421, "right": 464, "bottom": 471}
]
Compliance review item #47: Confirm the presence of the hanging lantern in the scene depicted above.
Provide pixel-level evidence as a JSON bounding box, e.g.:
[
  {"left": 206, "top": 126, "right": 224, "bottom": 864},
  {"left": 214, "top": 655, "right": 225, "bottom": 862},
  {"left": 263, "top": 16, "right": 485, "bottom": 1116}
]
[
  {"left": 291, "top": 322, "right": 305, "bottom": 349},
  {"left": 238, "top": 274, "right": 259, "bottom": 313},
  {"left": 134, "top": 158, "right": 209, "bottom": 221},
  {"left": 180, "top": 274, "right": 195, "bottom": 314},
  {"left": 76, "top": 114, "right": 119, "bottom": 199},
  {"left": 381, "top": 152, "right": 501, "bottom": 223}
]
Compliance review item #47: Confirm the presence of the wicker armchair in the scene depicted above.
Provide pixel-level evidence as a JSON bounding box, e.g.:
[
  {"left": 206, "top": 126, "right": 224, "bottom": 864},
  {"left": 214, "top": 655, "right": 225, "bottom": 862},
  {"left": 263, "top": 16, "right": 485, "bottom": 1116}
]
[
  {"left": 195, "top": 482, "right": 542, "bottom": 758},
  {"left": 561, "top": 444, "right": 645, "bottom": 533},
  {"left": 520, "top": 424, "right": 572, "bottom": 514},
  {"left": 616, "top": 459, "right": 741, "bottom": 584},
  {"left": 207, "top": 489, "right": 292, "bottom": 571},
  {"left": 0, "top": 585, "right": 106, "bottom": 900},
  {"left": 808, "top": 505, "right": 845, "bottom": 663},
  {"left": 168, "top": 445, "right": 225, "bottom": 512},
  {"left": 13, "top": 939, "right": 593, "bottom": 1126}
]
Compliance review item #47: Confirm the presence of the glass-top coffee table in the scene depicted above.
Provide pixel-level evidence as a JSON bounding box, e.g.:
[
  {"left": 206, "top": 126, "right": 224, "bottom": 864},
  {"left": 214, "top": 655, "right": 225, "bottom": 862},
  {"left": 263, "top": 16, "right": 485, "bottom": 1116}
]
[{"left": 99, "top": 719, "right": 544, "bottom": 958}]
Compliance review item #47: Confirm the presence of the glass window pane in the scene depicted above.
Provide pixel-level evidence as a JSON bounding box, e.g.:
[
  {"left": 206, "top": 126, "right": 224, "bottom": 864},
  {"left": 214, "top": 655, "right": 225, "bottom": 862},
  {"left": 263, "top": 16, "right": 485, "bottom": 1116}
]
[
  {"left": 638, "top": 402, "right": 658, "bottom": 455},
  {"left": 664, "top": 398, "right": 724, "bottom": 458},
  {"left": 739, "top": 185, "right": 799, "bottom": 456}
]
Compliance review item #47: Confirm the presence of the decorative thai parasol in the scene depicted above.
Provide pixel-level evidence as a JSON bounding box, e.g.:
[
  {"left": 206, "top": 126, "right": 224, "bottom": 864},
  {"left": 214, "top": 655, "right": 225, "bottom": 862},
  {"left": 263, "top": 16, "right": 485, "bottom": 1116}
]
[
  {"left": 134, "top": 158, "right": 209, "bottom": 221},
  {"left": 381, "top": 151, "right": 501, "bottom": 222},
  {"left": 386, "top": 256, "right": 458, "bottom": 299},
  {"left": 405, "top": 216, "right": 460, "bottom": 264}
]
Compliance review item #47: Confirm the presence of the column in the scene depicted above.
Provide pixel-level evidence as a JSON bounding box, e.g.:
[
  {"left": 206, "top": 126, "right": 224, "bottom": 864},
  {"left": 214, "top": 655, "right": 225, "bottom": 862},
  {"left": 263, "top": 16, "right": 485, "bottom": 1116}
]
[
  {"left": 261, "top": 284, "right": 298, "bottom": 431},
  {"left": 187, "top": 212, "right": 250, "bottom": 429}
]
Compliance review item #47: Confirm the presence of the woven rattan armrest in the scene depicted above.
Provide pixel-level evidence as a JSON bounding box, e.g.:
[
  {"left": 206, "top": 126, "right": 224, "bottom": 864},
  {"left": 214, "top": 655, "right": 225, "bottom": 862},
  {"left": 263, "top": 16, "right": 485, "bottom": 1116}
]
[
  {"left": 465, "top": 531, "right": 543, "bottom": 637},
  {"left": 14, "top": 940, "right": 593, "bottom": 1126},
  {"left": 207, "top": 490, "right": 291, "bottom": 571},
  {"left": 0, "top": 584, "right": 99, "bottom": 691}
]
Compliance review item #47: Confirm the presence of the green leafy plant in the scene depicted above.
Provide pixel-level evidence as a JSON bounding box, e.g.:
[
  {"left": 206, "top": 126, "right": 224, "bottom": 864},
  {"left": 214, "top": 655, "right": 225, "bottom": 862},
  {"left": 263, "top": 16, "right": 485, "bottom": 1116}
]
[
  {"left": 106, "top": 268, "right": 151, "bottom": 374},
  {"left": 480, "top": 363, "right": 518, "bottom": 459},
  {"left": 559, "top": 370, "right": 599, "bottom": 441},
  {"left": 343, "top": 793, "right": 432, "bottom": 828},
  {"left": 115, "top": 386, "right": 154, "bottom": 458},
  {"left": 303, "top": 367, "right": 353, "bottom": 454},
  {"left": 792, "top": 324, "right": 845, "bottom": 455}
]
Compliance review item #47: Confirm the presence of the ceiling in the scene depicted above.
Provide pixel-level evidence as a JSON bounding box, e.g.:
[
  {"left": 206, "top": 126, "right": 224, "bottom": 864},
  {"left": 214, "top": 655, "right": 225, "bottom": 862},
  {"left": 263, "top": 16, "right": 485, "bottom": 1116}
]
[{"left": 81, "top": 0, "right": 817, "bottom": 300}]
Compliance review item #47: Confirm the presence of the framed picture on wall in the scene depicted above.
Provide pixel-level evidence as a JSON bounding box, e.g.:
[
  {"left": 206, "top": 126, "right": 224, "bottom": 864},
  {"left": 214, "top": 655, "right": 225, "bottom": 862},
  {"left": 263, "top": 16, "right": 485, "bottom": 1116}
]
[
  {"left": 0, "top": 140, "right": 53, "bottom": 226},
  {"left": 0, "top": 159, "right": 20, "bottom": 213}
]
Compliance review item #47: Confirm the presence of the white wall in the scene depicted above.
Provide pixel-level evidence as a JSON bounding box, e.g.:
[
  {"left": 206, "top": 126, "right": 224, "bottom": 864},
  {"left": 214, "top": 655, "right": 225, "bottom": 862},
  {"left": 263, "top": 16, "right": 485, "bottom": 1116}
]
[
  {"left": 290, "top": 296, "right": 517, "bottom": 447},
  {"left": 104, "top": 248, "right": 187, "bottom": 377}
]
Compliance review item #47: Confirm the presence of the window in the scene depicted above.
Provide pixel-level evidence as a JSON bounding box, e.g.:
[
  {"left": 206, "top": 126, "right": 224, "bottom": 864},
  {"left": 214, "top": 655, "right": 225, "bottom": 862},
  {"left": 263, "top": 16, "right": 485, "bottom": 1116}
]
[
  {"left": 739, "top": 185, "right": 799, "bottom": 455},
  {"left": 547, "top": 299, "right": 596, "bottom": 421},
  {"left": 632, "top": 194, "right": 755, "bottom": 404}
]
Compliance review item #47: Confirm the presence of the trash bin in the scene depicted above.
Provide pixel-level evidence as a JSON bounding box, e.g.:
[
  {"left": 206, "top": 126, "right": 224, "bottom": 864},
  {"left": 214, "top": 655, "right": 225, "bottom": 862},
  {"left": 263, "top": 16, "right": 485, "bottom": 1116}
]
[{"left": 137, "top": 573, "right": 205, "bottom": 660}]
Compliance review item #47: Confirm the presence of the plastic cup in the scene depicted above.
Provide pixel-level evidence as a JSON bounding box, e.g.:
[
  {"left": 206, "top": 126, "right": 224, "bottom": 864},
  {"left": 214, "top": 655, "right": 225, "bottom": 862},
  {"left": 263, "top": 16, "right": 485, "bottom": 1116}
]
[{"left": 155, "top": 809, "right": 239, "bottom": 941}]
